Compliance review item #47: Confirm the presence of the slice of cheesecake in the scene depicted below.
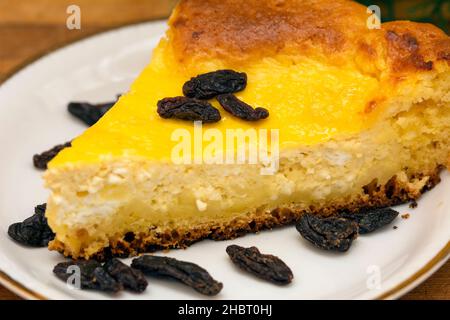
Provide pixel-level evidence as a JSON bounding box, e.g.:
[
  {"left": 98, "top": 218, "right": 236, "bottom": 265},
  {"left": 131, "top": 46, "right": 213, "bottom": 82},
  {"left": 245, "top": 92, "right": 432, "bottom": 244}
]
[{"left": 45, "top": 0, "right": 450, "bottom": 260}]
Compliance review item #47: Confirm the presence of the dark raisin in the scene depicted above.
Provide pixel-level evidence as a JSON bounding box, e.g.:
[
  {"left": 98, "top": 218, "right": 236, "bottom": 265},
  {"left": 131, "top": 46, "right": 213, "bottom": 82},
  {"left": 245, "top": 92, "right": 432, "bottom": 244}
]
[
  {"left": 226, "top": 245, "right": 293, "bottom": 285},
  {"left": 217, "top": 94, "right": 269, "bottom": 121},
  {"left": 53, "top": 260, "right": 122, "bottom": 292},
  {"left": 92, "top": 267, "right": 123, "bottom": 293},
  {"left": 104, "top": 258, "right": 148, "bottom": 293},
  {"left": 68, "top": 101, "right": 115, "bottom": 126},
  {"left": 124, "top": 232, "right": 135, "bottom": 242},
  {"left": 157, "top": 97, "right": 221, "bottom": 123},
  {"left": 339, "top": 207, "right": 399, "bottom": 234},
  {"left": 8, "top": 204, "right": 54, "bottom": 247},
  {"left": 296, "top": 214, "right": 358, "bottom": 252},
  {"left": 54, "top": 260, "right": 100, "bottom": 290},
  {"left": 183, "top": 70, "right": 247, "bottom": 99},
  {"left": 131, "top": 255, "right": 223, "bottom": 296},
  {"left": 33, "top": 141, "right": 71, "bottom": 170}
]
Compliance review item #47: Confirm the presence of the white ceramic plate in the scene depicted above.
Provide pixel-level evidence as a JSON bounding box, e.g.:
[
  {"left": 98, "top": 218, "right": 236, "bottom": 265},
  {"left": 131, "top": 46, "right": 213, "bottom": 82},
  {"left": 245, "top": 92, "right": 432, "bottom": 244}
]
[{"left": 0, "top": 21, "right": 448, "bottom": 300}]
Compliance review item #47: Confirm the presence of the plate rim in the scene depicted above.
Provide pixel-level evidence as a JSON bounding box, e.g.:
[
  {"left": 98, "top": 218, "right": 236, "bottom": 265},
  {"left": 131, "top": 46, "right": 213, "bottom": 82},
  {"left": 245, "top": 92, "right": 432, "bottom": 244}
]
[
  {"left": 0, "top": 20, "right": 448, "bottom": 301},
  {"left": 0, "top": 244, "right": 448, "bottom": 300}
]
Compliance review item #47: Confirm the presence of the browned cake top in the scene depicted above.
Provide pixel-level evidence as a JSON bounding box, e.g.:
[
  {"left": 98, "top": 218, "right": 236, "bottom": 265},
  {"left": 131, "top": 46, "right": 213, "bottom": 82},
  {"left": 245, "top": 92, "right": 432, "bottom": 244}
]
[{"left": 169, "top": 0, "right": 450, "bottom": 74}]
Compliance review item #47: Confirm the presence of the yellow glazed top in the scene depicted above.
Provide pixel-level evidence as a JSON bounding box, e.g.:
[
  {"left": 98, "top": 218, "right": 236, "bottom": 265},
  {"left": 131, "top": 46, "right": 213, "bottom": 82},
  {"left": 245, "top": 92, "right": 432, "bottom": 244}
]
[
  {"left": 50, "top": 37, "right": 381, "bottom": 167},
  {"left": 49, "top": 0, "right": 450, "bottom": 167}
]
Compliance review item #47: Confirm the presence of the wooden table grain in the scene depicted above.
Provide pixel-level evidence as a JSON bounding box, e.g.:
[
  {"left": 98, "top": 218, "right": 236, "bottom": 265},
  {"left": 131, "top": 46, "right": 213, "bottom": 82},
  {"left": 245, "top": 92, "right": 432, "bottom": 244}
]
[{"left": 0, "top": 0, "right": 448, "bottom": 300}]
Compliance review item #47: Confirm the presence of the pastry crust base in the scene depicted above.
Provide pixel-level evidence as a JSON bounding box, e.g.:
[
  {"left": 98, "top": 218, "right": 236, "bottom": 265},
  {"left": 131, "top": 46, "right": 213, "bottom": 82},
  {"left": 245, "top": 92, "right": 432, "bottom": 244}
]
[{"left": 49, "top": 166, "right": 443, "bottom": 261}]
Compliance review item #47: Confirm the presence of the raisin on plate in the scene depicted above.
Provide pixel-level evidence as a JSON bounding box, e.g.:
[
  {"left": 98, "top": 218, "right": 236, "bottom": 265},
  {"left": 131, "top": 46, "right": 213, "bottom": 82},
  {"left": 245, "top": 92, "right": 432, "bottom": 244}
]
[
  {"left": 131, "top": 255, "right": 223, "bottom": 296},
  {"left": 104, "top": 258, "right": 148, "bottom": 293},
  {"left": 33, "top": 141, "right": 71, "bottom": 170},
  {"left": 8, "top": 204, "right": 54, "bottom": 247},
  {"left": 68, "top": 101, "right": 115, "bottom": 126},
  {"left": 92, "top": 267, "right": 123, "bottom": 293},
  {"left": 296, "top": 214, "right": 358, "bottom": 252},
  {"left": 340, "top": 207, "right": 399, "bottom": 234},
  {"left": 226, "top": 245, "right": 293, "bottom": 285},
  {"left": 53, "top": 260, "right": 122, "bottom": 293}
]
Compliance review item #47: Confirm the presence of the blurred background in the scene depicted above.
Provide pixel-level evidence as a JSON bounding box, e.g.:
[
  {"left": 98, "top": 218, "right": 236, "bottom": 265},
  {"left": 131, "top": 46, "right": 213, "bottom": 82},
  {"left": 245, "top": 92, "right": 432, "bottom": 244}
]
[
  {"left": 0, "top": 0, "right": 178, "bottom": 82},
  {"left": 1, "top": 0, "right": 449, "bottom": 82},
  {"left": 357, "top": 0, "right": 450, "bottom": 31}
]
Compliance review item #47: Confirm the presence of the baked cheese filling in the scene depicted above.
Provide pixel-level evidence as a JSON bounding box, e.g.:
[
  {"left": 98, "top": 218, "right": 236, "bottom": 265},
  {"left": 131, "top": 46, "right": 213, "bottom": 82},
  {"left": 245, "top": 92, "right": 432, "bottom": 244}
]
[{"left": 44, "top": 0, "right": 450, "bottom": 259}]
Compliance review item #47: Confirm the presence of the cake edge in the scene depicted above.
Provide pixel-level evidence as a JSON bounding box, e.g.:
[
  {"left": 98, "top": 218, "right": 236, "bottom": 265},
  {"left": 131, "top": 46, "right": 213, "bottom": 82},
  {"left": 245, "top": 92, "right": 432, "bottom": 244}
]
[{"left": 48, "top": 165, "right": 444, "bottom": 261}]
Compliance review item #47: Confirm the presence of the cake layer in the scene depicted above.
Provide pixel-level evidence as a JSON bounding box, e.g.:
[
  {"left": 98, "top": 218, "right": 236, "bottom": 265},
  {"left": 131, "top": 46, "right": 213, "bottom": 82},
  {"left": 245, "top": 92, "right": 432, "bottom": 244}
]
[
  {"left": 46, "top": 99, "right": 450, "bottom": 259},
  {"left": 50, "top": 167, "right": 443, "bottom": 261}
]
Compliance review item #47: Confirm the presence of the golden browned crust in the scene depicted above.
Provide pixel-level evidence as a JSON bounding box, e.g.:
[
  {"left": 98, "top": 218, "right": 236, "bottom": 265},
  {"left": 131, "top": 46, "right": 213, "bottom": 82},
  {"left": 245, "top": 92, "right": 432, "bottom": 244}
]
[
  {"left": 384, "top": 21, "right": 450, "bottom": 73},
  {"left": 49, "top": 166, "right": 444, "bottom": 261},
  {"left": 169, "top": 0, "right": 450, "bottom": 74}
]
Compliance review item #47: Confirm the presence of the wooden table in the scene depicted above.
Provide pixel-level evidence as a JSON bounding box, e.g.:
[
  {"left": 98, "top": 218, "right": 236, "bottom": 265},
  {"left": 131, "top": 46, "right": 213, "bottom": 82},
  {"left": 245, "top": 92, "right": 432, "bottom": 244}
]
[{"left": 0, "top": 0, "right": 448, "bottom": 300}]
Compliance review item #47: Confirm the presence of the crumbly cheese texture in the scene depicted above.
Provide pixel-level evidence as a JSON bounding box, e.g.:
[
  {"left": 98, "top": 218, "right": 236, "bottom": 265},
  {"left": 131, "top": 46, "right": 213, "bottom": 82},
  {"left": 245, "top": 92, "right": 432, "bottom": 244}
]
[{"left": 45, "top": 0, "right": 450, "bottom": 259}]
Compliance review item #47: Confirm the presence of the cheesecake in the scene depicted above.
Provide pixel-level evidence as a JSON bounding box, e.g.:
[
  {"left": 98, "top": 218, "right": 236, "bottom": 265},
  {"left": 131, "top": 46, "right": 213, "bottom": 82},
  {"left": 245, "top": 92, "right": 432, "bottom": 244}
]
[{"left": 45, "top": 0, "right": 450, "bottom": 260}]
